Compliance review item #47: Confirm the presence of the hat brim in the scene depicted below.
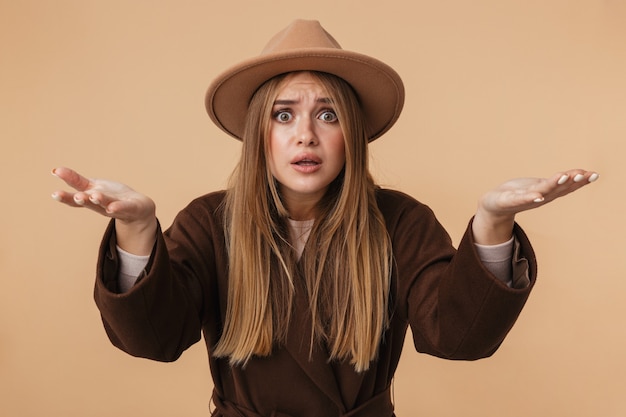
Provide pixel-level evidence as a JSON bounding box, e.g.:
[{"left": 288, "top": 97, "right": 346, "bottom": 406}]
[{"left": 205, "top": 48, "right": 404, "bottom": 142}]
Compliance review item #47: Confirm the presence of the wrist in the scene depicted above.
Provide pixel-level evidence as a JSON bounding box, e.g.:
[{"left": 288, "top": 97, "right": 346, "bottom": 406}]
[
  {"left": 115, "top": 216, "right": 157, "bottom": 256},
  {"left": 472, "top": 207, "right": 515, "bottom": 245}
]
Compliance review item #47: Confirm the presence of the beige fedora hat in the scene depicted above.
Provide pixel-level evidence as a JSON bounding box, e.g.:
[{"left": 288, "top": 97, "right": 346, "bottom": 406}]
[{"left": 205, "top": 19, "right": 405, "bottom": 142}]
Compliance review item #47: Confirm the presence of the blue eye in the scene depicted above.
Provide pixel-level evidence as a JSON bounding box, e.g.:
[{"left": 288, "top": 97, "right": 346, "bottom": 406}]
[{"left": 319, "top": 110, "right": 338, "bottom": 123}]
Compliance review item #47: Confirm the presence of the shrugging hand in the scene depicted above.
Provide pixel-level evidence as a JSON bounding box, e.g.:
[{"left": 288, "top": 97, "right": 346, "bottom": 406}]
[
  {"left": 51, "top": 166, "right": 157, "bottom": 255},
  {"left": 472, "top": 169, "right": 599, "bottom": 245}
]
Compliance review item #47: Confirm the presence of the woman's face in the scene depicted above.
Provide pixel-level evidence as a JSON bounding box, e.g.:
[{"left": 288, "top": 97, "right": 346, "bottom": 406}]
[{"left": 267, "top": 72, "right": 346, "bottom": 218}]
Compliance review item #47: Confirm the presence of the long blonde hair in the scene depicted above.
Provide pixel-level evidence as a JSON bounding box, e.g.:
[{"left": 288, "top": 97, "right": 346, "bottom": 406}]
[{"left": 214, "top": 71, "right": 392, "bottom": 372}]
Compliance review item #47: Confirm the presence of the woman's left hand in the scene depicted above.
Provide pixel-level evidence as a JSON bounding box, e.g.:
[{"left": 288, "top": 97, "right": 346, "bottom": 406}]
[{"left": 472, "top": 169, "right": 599, "bottom": 245}]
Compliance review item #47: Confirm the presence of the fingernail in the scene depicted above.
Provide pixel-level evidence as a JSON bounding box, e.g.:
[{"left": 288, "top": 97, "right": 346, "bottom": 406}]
[
  {"left": 588, "top": 173, "right": 599, "bottom": 182},
  {"left": 557, "top": 174, "right": 569, "bottom": 185},
  {"left": 89, "top": 195, "right": 100, "bottom": 205},
  {"left": 534, "top": 197, "right": 545, "bottom": 203},
  {"left": 51, "top": 168, "right": 59, "bottom": 177},
  {"left": 573, "top": 174, "right": 585, "bottom": 182},
  {"left": 51, "top": 192, "right": 61, "bottom": 202},
  {"left": 74, "top": 196, "right": 85, "bottom": 205}
]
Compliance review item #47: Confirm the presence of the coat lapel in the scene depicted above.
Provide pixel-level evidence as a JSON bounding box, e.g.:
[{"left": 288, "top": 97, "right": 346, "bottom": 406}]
[{"left": 283, "top": 273, "right": 348, "bottom": 413}]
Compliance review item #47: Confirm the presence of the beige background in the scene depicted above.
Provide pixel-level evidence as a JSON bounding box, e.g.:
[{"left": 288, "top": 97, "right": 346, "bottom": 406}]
[{"left": 1, "top": 0, "right": 624, "bottom": 416}]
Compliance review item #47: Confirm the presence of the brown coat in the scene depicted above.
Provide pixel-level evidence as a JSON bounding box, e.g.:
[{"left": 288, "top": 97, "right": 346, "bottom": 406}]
[{"left": 94, "top": 189, "right": 536, "bottom": 417}]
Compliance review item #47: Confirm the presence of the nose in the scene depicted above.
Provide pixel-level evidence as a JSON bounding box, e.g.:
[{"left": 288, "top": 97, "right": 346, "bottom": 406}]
[{"left": 296, "top": 116, "right": 318, "bottom": 146}]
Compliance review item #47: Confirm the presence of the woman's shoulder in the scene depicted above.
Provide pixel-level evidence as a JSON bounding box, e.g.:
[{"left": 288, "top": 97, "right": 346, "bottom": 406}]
[
  {"left": 375, "top": 187, "right": 439, "bottom": 225},
  {"left": 375, "top": 188, "right": 448, "bottom": 245},
  {"left": 188, "top": 190, "right": 228, "bottom": 207},
  {"left": 375, "top": 187, "right": 429, "bottom": 211},
  {"left": 174, "top": 190, "right": 228, "bottom": 224}
]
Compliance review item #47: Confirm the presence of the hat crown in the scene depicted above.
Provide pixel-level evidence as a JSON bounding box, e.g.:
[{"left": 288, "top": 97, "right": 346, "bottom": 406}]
[
  {"left": 206, "top": 19, "right": 404, "bottom": 142},
  {"left": 261, "top": 19, "right": 342, "bottom": 55}
]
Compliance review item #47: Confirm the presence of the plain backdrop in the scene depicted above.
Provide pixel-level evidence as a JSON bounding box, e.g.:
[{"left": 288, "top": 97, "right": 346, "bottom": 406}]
[{"left": 1, "top": 1, "right": 624, "bottom": 416}]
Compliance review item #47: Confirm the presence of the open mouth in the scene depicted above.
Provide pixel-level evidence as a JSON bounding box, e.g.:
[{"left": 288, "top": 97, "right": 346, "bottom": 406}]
[
  {"left": 291, "top": 155, "right": 322, "bottom": 173},
  {"left": 293, "top": 159, "right": 320, "bottom": 166}
]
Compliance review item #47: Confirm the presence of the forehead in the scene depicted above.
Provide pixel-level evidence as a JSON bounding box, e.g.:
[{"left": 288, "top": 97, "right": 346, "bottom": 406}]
[{"left": 276, "top": 72, "right": 328, "bottom": 97}]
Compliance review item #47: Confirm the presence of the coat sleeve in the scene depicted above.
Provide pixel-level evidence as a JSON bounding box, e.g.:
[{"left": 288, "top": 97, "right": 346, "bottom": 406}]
[
  {"left": 386, "top": 193, "right": 537, "bottom": 360},
  {"left": 93, "top": 195, "right": 225, "bottom": 362}
]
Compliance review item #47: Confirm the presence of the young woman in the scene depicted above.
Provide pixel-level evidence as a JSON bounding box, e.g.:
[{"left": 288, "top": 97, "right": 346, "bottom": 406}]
[{"left": 52, "top": 20, "right": 598, "bottom": 417}]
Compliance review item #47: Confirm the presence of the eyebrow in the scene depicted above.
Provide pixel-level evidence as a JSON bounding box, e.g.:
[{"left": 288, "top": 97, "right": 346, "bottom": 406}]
[{"left": 273, "top": 97, "right": 333, "bottom": 105}]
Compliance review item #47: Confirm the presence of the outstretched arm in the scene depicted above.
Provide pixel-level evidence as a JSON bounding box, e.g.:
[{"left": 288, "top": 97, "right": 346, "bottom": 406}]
[
  {"left": 472, "top": 169, "right": 599, "bottom": 245},
  {"left": 51, "top": 166, "right": 157, "bottom": 255}
]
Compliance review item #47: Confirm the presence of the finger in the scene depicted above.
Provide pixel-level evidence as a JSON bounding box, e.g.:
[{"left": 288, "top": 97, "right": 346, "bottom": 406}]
[
  {"left": 534, "top": 170, "right": 597, "bottom": 199},
  {"left": 87, "top": 190, "right": 125, "bottom": 215},
  {"left": 51, "top": 190, "right": 83, "bottom": 207},
  {"left": 572, "top": 170, "right": 599, "bottom": 184},
  {"left": 489, "top": 188, "right": 545, "bottom": 212},
  {"left": 534, "top": 170, "right": 599, "bottom": 204},
  {"left": 81, "top": 189, "right": 128, "bottom": 216},
  {"left": 553, "top": 169, "right": 599, "bottom": 186},
  {"left": 554, "top": 172, "right": 570, "bottom": 185},
  {"left": 87, "top": 190, "right": 109, "bottom": 208},
  {"left": 105, "top": 199, "right": 142, "bottom": 219},
  {"left": 519, "top": 192, "right": 547, "bottom": 207},
  {"left": 51, "top": 167, "right": 92, "bottom": 192},
  {"left": 51, "top": 188, "right": 112, "bottom": 217}
]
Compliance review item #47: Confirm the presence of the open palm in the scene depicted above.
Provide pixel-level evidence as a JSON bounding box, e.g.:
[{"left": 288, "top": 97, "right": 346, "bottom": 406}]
[
  {"left": 480, "top": 169, "right": 598, "bottom": 216},
  {"left": 51, "top": 167, "right": 155, "bottom": 224}
]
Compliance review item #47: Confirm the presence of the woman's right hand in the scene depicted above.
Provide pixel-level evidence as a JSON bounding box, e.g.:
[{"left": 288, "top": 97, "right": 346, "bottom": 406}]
[{"left": 52, "top": 166, "right": 157, "bottom": 255}]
